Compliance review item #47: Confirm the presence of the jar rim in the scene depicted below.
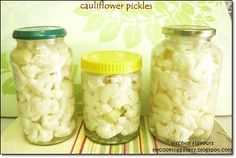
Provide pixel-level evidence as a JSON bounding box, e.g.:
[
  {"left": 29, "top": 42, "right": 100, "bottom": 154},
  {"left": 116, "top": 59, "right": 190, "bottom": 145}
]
[{"left": 162, "top": 25, "right": 216, "bottom": 38}]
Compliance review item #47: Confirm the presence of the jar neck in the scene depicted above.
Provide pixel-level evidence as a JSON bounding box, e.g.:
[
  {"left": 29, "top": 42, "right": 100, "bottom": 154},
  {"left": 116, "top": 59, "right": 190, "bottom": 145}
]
[
  {"left": 164, "top": 35, "right": 212, "bottom": 44},
  {"left": 16, "top": 37, "right": 64, "bottom": 46}
]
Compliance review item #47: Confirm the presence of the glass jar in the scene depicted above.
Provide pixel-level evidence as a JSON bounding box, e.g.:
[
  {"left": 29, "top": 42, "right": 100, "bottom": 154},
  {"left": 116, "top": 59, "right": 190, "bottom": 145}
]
[
  {"left": 148, "top": 25, "right": 222, "bottom": 146},
  {"left": 81, "top": 51, "right": 142, "bottom": 144},
  {"left": 10, "top": 26, "right": 76, "bottom": 145}
]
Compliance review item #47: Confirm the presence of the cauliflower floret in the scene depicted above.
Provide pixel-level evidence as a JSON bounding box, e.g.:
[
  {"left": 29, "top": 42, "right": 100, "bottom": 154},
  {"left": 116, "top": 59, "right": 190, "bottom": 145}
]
[
  {"left": 54, "top": 120, "right": 75, "bottom": 137},
  {"left": 149, "top": 37, "right": 221, "bottom": 143},
  {"left": 10, "top": 47, "right": 32, "bottom": 66},
  {"left": 11, "top": 39, "right": 76, "bottom": 144},
  {"left": 99, "top": 83, "right": 119, "bottom": 103},
  {"left": 152, "top": 93, "right": 173, "bottom": 110},
  {"left": 121, "top": 117, "right": 139, "bottom": 136},
  {"left": 83, "top": 72, "right": 141, "bottom": 140}
]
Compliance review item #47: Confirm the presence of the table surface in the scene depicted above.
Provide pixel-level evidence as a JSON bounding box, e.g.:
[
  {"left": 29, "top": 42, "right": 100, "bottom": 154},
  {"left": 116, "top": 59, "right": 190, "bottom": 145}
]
[{"left": 1, "top": 116, "right": 232, "bottom": 154}]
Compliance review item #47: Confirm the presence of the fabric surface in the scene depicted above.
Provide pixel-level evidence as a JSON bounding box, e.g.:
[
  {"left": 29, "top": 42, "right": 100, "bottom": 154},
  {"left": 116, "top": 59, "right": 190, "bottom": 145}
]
[{"left": 1, "top": 117, "right": 232, "bottom": 154}]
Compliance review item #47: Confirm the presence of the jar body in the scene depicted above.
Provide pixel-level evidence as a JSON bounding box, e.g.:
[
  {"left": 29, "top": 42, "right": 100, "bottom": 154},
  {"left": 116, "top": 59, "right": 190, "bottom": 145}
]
[
  {"left": 82, "top": 71, "right": 141, "bottom": 144},
  {"left": 148, "top": 36, "right": 222, "bottom": 146},
  {"left": 10, "top": 38, "right": 76, "bottom": 145}
]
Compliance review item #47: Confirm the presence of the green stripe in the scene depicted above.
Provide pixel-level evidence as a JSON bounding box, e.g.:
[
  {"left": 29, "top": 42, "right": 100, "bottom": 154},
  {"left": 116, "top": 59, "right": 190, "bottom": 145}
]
[
  {"left": 144, "top": 117, "right": 155, "bottom": 154},
  {"left": 140, "top": 117, "right": 149, "bottom": 153},
  {"left": 112, "top": 144, "right": 120, "bottom": 154},
  {"left": 133, "top": 134, "right": 139, "bottom": 153}
]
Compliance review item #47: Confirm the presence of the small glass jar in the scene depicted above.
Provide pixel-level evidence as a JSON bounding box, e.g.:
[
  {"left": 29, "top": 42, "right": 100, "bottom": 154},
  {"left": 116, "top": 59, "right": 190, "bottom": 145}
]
[
  {"left": 81, "top": 51, "right": 142, "bottom": 144},
  {"left": 148, "top": 25, "right": 222, "bottom": 146},
  {"left": 10, "top": 26, "right": 76, "bottom": 145}
]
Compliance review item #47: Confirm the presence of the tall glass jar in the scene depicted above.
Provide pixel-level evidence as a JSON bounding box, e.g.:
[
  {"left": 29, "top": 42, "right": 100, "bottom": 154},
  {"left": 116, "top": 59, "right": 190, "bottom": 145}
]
[
  {"left": 148, "top": 25, "right": 222, "bottom": 146},
  {"left": 10, "top": 26, "right": 76, "bottom": 145},
  {"left": 81, "top": 51, "right": 142, "bottom": 144}
]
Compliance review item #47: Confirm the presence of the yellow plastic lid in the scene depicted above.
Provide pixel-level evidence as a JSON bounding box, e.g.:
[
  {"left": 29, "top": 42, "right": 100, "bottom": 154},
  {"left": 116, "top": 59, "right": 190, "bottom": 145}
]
[{"left": 81, "top": 51, "right": 142, "bottom": 74}]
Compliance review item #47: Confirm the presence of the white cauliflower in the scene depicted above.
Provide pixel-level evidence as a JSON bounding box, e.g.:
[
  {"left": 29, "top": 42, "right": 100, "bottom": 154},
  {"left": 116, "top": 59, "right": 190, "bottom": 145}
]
[
  {"left": 148, "top": 38, "right": 222, "bottom": 143},
  {"left": 82, "top": 72, "right": 141, "bottom": 139},
  {"left": 11, "top": 39, "right": 76, "bottom": 144}
]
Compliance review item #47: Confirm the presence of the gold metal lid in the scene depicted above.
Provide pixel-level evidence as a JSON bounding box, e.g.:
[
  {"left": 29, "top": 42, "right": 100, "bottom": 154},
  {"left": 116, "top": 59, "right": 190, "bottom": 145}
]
[{"left": 162, "top": 25, "right": 216, "bottom": 38}]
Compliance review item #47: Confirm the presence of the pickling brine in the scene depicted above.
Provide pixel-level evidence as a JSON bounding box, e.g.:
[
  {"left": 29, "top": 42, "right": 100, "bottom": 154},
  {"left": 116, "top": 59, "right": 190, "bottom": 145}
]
[
  {"left": 10, "top": 26, "right": 76, "bottom": 145},
  {"left": 148, "top": 25, "right": 222, "bottom": 146}
]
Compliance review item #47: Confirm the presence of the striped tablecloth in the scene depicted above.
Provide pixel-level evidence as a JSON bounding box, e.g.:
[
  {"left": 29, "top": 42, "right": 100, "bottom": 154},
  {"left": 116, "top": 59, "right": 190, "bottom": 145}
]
[
  {"left": 2, "top": 117, "right": 232, "bottom": 154},
  {"left": 71, "top": 117, "right": 157, "bottom": 154}
]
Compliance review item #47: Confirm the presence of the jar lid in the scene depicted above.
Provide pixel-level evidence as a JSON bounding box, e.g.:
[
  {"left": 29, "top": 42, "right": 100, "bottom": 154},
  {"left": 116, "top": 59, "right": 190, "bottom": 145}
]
[
  {"left": 162, "top": 25, "right": 216, "bottom": 38},
  {"left": 12, "top": 26, "right": 66, "bottom": 40},
  {"left": 81, "top": 51, "right": 142, "bottom": 74}
]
